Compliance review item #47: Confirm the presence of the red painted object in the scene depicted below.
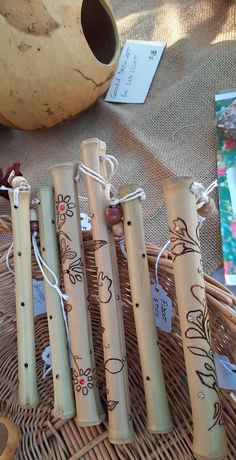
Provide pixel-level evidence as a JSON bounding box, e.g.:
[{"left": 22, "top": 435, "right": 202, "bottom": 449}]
[
  {"left": 104, "top": 204, "right": 123, "bottom": 226},
  {"left": 0, "top": 163, "right": 22, "bottom": 200}
]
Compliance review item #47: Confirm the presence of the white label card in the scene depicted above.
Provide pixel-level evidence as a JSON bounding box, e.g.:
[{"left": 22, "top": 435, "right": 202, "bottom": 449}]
[
  {"left": 105, "top": 40, "right": 166, "bottom": 103},
  {"left": 214, "top": 354, "right": 236, "bottom": 390},
  {"left": 33, "top": 279, "right": 46, "bottom": 316},
  {"left": 152, "top": 282, "right": 172, "bottom": 333}
]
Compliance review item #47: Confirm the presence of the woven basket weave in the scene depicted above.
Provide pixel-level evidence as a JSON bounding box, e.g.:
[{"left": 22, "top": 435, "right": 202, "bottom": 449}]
[{"left": 0, "top": 215, "right": 236, "bottom": 460}]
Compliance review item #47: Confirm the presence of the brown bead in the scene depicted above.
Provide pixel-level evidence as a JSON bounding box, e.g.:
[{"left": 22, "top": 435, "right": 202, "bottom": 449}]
[
  {"left": 197, "top": 198, "right": 215, "bottom": 217},
  {"left": 30, "top": 220, "right": 39, "bottom": 233},
  {"left": 112, "top": 222, "right": 124, "bottom": 237},
  {"left": 104, "top": 204, "right": 123, "bottom": 226}
]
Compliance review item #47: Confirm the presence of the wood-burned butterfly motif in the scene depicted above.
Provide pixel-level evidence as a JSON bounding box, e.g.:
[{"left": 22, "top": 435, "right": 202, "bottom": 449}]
[
  {"left": 107, "top": 400, "right": 119, "bottom": 412},
  {"left": 60, "top": 237, "right": 77, "bottom": 264}
]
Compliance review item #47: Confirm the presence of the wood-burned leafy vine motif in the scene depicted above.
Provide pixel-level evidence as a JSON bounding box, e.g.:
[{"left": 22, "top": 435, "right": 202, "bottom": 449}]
[
  {"left": 63, "top": 258, "right": 84, "bottom": 285},
  {"left": 185, "top": 284, "right": 224, "bottom": 431},
  {"left": 107, "top": 400, "right": 119, "bottom": 412},
  {"left": 56, "top": 194, "right": 75, "bottom": 230},
  {"left": 169, "top": 218, "right": 201, "bottom": 261}
]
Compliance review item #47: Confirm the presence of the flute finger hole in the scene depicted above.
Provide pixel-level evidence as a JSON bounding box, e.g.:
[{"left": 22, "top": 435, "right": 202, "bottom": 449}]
[
  {"left": 21, "top": 302, "right": 25, "bottom": 306},
  {"left": 49, "top": 315, "right": 53, "bottom": 320},
  {"left": 24, "top": 363, "right": 28, "bottom": 368},
  {"left": 135, "top": 303, "right": 140, "bottom": 308},
  {"left": 142, "top": 253, "right": 146, "bottom": 258},
  {"left": 127, "top": 221, "right": 132, "bottom": 225},
  {"left": 56, "top": 374, "right": 59, "bottom": 379},
  {"left": 146, "top": 376, "right": 150, "bottom": 381}
]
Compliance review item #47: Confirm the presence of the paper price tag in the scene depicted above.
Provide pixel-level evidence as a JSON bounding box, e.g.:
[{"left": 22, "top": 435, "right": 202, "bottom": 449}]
[
  {"left": 105, "top": 39, "right": 166, "bottom": 104},
  {"left": 214, "top": 354, "right": 236, "bottom": 390},
  {"left": 152, "top": 282, "right": 172, "bottom": 332},
  {"left": 33, "top": 279, "right": 46, "bottom": 316},
  {"left": 80, "top": 212, "right": 91, "bottom": 231}
]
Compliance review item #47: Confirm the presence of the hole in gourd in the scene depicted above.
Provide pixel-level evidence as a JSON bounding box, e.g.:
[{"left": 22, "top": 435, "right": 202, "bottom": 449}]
[
  {"left": 81, "top": 0, "right": 118, "bottom": 65},
  {"left": 0, "top": 421, "right": 8, "bottom": 456}
]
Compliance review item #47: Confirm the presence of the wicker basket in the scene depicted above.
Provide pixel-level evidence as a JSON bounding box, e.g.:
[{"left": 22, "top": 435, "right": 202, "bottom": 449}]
[{"left": 0, "top": 215, "right": 235, "bottom": 460}]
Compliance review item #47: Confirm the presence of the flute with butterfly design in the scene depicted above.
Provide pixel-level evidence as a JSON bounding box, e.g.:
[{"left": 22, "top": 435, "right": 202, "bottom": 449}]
[
  {"left": 80, "top": 138, "right": 134, "bottom": 444},
  {"left": 50, "top": 164, "right": 104, "bottom": 426},
  {"left": 164, "top": 177, "right": 228, "bottom": 460}
]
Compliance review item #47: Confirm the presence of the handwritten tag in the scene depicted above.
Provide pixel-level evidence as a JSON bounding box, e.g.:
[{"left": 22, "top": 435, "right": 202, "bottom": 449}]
[
  {"left": 33, "top": 279, "right": 46, "bottom": 316},
  {"left": 42, "top": 346, "right": 52, "bottom": 379},
  {"left": 214, "top": 354, "right": 236, "bottom": 390},
  {"left": 105, "top": 40, "right": 166, "bottom": 103},
  {"left": 152, "top": 282, "right": 172, "bottom": 332},
  {"left": 80, "top": 212, "right": 91, "bottom": 231}
]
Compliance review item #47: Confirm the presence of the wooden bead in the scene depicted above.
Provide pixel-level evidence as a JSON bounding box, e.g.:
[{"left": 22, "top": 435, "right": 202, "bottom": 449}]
[
  {"left": 197, "top": 198, "right": 215, "bottom": 217},
  {"left": 104, "top": 204, "right": 123, "bottom": 226},
  {"left": 30, "top": 209, "right": 39, "bottom": 234},
  {"left": 30, "top": 221, "right": 39, "bottom": 234},
  {"left": 112, "top": 222, "right": 124, "bottom": 237}
]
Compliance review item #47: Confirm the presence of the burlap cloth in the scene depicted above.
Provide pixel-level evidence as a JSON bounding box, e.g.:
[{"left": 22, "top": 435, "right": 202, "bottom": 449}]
[{"left": 0, "top": 0, "right": 235, "bottom": 273}]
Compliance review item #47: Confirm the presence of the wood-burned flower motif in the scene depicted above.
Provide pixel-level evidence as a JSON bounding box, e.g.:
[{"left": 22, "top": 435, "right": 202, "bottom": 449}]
[
  {"left": 64, "top": 257, "right": 84, "bottom": 284},
  {"left": 60, "top": 237, "right": 77, "bottom": 264},
  {"left": 73, "top": 367, "right": 94, "bottom": 396},
  {"left": 56, "top": 194, "right": 75, "bottom": 229}
]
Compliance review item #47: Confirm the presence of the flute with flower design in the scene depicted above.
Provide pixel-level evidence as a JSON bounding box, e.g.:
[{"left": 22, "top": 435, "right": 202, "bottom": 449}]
[
  {"left": 164, "top": 177, "right": 228, "bottom": 460},
  {"left": 36, "top": 186, "right": 75, "bottom": 418},
  {"left": 80, "top": 138, "right": 134, "bottom": 444},
  {"left": 50, "top": 164, "right": 104, "bottom": 426},
  {"left": 9, "top": 176, "right": 39, "bottom": 407}
]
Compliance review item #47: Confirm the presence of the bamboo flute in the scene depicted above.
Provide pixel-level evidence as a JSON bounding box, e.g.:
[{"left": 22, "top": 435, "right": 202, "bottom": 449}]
[
  {"left": 164, "top": 177, "right": 228, "bottom": 460},
  {"left": 36, "top": 186, "right": 75, "bottom": 418},
  {"left": 8, "top": 176, "right": 39, "bottom": 407},
  {"left": 80, "top": 138, "right": 134, "bottom": 444},
  {"left": 119, "top": 184, "right": 172, "bottom": 434},
  {"left": 50, "top": 164, "right": 104, "bottom": 426}
]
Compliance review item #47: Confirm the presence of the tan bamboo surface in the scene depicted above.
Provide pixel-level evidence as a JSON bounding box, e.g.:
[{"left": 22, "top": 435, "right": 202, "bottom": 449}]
[
  {"left": 8, "top": 186, "right": 39, "bottom": 408},
  {"left": 80, "top": 139, "right": 134, "bottom": 444},
  {"left": 164, "top": 177, "right": 228, "bottom": 460},
  {"left": 0, "top": 215, "right": 236, "bottom": 459},
  {"left": 120, "top": 184, "right": 172, "bottom": 434}
]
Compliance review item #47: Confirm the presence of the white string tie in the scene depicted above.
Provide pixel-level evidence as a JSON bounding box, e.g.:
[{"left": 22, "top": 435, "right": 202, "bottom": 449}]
[
  {"left": 78, "top": 156, "right": 145, "bottom": 206},
  {"left": 5, "top": 243, "right": 14, "bottom": 275},
  {"left": 32, "top": 232, "right": 70, "bottom": 356},
  {"left": 119, "top": 236, "right": 127, "bottom": 259},
  {"left": 119, "top": 188, "right": 146, "bottom": 204},
  {"left": 191, "top": 179, "right": 217, "bottom": 226},
  {"left": 0, "top": 182, "right": 31, "bottom": 208},
  {"left": 31, "top": 197, "right": 40, "bottom": 207},
  {"left": 155, "top": 241, "right": 170, "bottom": 284}
]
